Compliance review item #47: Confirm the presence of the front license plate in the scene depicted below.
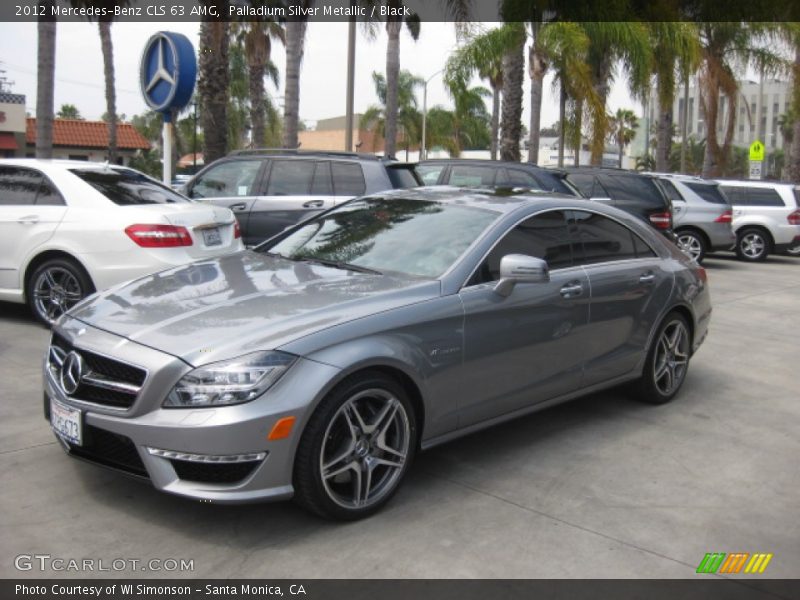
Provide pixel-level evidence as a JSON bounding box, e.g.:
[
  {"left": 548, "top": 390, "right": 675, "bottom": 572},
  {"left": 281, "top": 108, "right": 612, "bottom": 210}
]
[
  {"left": 50, "top": 399, "right": 82, "bottom": 446},
  {"left": 202, "top": 227, "right": 222, "bottom": 246}
]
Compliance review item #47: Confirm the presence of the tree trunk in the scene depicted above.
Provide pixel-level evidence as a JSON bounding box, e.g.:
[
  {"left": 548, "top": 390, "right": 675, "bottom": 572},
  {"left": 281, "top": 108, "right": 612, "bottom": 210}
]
[
  {"left": 655, "top": 101, "right": 672, "bottom": 172},
  {"left": 589, "top": 55, "right": 612, "bottom": 166},
  {"left": 98, "top": 19, "right": 117, "bottom": 163},
  {"left": 618, "top": 135, "right": 624, "bottom": 168},
  {"left": 680, "top": 72, "right": 689, "bottom": 173},
  {"left": 283, "top": 20, "right": 307, "bottom": 149},
  {"left": 36, "top": 9, "right": 56, "bottom": 159},
  {"left": 500, "top": 35, "right": 524, "bottom": 162},
  {"left": 557, "top": 84, "right": 566, "bottom": 167},
  {"left": 574, "top": 98, "right": 583, "bottom": 166},
  {"left": 383, "top": 18, "right": 402, "bottom": 158},
  {"left": 528, "top": 46, "right": 546, "bottom": 164},
  {"left": 490, "top": 83, "right": 500, "bottom": 161},
  {"left": 198, "top": 17, "right": 230, "bottom": 163},
  {"left": 790, "top": 46, "right": 800, "bottom": 182},
  {"left": 246, "top": 29, "right": 269, "bottom": 147}
]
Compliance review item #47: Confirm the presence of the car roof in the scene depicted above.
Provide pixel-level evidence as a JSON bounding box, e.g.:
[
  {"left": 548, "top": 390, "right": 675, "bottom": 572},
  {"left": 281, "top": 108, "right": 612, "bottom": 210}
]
[
  {"left": 0, "top": 158, "right": 127, "bottom": 174},
  {"left": 642, "top": 172, "right": 715, "bottom": 184},
  {"left": 226, "top": 148, "right": 391, "bottom": 162},
  {"left": 715, "top": 179, "right": 798, "bottom": 189},
  {"left": 560, "top": 166, "right": 655, "bottom": 178}
]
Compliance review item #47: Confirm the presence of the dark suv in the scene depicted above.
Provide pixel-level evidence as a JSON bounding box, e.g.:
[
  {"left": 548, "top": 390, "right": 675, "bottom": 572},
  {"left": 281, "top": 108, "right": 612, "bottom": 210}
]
[
  {"left": 560, "top": 167, "right": 674, "bottom": 238},
  {"left": 415, "top": 159, "right": 580, "bottom": 197},
  {"left": 183, "top": 150, "right": 421, "bottom": 245}
]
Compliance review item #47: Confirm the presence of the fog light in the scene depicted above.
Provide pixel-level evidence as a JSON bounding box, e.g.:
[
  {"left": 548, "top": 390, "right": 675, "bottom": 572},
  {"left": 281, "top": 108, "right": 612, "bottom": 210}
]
[{"left": 146, "top": 447, "right": 266, "bottom": 463}]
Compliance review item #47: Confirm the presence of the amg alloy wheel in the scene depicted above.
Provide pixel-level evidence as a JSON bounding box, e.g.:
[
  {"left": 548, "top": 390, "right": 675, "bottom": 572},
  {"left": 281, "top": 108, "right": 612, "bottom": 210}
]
[
  {"left": 27, "top": 259, "right": 94, "bottom": 327},
  {"left": 293, "top": 372, "right": 416, "bottom": 520},
  {"left": 736, "top": 229, "right": 770, "bottom": 262},
  {"left": 633, "top": 313, "right": 691, "bottom": 405},
  {"left": 676, "top": 231, "right": 706, "bottom": 263}
]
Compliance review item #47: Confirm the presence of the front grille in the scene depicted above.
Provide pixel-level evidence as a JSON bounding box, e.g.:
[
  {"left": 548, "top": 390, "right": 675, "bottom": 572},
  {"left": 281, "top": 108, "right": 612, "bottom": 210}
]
[
  {"left": 170, "top": 459, "right": 259, "bottom": 484},
  {"left": 67, "top": 424, "right": 148, "bottom": 478},
  {"left": 50, "top": 333, "right": 146, "bottom": 409}
]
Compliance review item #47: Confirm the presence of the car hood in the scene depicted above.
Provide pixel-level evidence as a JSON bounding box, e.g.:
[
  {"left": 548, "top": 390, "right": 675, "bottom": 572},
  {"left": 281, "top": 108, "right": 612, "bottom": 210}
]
[{"left": 69, "top": 251, "right": 439, "bottom": 366}]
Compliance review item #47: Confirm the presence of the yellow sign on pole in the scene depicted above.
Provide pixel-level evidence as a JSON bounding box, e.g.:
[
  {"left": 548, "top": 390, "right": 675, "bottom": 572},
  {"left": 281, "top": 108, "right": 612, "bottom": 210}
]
[{"left": 749, "top": 140, "right": 765, "bottom": 162}]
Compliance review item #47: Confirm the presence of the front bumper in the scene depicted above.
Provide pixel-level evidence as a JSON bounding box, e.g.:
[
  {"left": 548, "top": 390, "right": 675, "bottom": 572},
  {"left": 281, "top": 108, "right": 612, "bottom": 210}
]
[{"left": 43, "top": 320, "right": 340, "bottom": 504}]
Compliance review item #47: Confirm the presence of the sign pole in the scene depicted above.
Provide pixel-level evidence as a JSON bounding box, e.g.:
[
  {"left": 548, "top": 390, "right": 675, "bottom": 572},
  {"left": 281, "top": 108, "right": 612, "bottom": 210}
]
[{"left": 162, "top": 114, "right": 173, "bottom": 185}]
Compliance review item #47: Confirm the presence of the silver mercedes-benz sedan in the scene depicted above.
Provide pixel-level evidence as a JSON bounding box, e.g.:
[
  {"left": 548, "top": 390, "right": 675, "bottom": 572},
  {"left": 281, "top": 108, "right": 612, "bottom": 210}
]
[{"left": 44, "top": 188, "right": 711, "bottom": 520}]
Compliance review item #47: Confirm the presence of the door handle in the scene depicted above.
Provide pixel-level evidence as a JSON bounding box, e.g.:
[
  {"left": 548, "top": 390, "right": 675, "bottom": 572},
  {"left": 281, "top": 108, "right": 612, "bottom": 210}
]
[
  {"left": 560, "top": 282, "right": 583, "bottom": 298},
  {"left": 18, "top": 215, "right": 39, "bottom": 225},
  {"left": 229, "top": 203, "right": 247, "bottom": 212},
  {"left": 639, "top": 273, "right": 656, "bottom": 284},
  {"left": 302, "top": 200, "right": 325, "bottom": 208}
]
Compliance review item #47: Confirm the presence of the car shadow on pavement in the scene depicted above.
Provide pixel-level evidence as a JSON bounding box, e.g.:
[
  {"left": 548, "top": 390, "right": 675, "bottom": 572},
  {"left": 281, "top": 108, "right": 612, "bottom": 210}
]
[{"left": 0, "top": 301, "right": 38, "bottom": 325}]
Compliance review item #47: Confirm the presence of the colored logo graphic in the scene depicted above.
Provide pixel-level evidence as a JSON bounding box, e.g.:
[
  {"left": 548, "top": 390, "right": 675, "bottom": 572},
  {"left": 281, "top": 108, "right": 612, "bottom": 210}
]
[
  {"left": 139, "top": 31, "right": 196, "bottom": 117},
  {"left": 696, "top": 552, "right": 773, "bottom": 574}
]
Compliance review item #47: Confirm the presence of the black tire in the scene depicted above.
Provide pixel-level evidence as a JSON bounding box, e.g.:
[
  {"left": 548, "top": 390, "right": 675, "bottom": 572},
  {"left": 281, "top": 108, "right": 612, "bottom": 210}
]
[
  {"left": 675, "top": 229, "right": 706, "bottom": 263},
  {"left": 735, "top": 228, "right": 771, "bottom": 262},
  {"left": 26, "top": 257, "right": 94, "bottom": 327},
  {"left": 631, "top": 312, "right": 691, "bottom": 405},
  {"left": 293, "top": 371, "right": 418, "bottom": 520}
]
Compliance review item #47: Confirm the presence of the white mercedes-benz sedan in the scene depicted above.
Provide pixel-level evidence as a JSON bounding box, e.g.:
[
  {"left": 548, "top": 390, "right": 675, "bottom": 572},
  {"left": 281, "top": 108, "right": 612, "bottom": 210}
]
[{"left": 0, "top": 159, "right": 243, "bottom": 325}]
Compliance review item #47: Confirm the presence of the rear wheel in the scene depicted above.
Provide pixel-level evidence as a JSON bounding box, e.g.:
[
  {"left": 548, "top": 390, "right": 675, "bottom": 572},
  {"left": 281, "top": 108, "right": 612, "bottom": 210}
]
[
  {"left": 293, "top": 372, "right": 417, "bottom": 520},
  {"left": 676, "top": 230, "right": 706, "bottom": 263},
  {"left": 632, "top": 313, "right": 691, "bottom": 405},
  {"left": 735, "top": 228, "right": 771, "bottom": 262},
  {"left": 26, "top": 258, "right": 94, "bottom": 327},
  {"left": 786, "top": 244, "right": 800, "bottom": 257}
]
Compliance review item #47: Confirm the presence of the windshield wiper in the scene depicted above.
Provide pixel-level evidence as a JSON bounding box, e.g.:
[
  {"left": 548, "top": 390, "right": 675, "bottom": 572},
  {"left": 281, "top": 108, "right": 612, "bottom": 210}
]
[{"left": 300, "top": 257, "right": 382, "bottom": 275}]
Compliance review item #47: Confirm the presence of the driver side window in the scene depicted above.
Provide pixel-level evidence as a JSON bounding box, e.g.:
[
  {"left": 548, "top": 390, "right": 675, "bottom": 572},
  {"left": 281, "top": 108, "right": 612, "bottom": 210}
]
[
  {"left": 468, "top": 211, "right": 573, "bottom": 286},
  {"left": 189, "top": 160, "right": 263, "bottom": 199}
]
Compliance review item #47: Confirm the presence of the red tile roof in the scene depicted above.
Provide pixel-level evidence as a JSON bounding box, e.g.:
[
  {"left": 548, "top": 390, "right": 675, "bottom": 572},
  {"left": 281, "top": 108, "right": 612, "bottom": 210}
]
[{"left": 26, "top": 118, "right": 150, "bottom": 150}]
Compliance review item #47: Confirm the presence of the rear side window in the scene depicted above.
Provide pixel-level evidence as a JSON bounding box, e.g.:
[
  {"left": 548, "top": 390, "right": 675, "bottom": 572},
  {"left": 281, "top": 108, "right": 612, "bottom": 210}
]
[
  {"left": 267, "top": 160, "right": 316, "bottom": 195},
  {"left": 190, "top": 159, "right": 262, "bottom": 198},
  {"left": 310, "top": 162, "right": 333, "bottom": 195},
  {"left": 331, "top": 162, "right": 366, "bottom": 196},
  {"left": 685, "top": 182, "right": 728, "bottom": 204},
  {"left": 657, "top": 179, "right": 684, "bottom": 202},
  {"left": 0, "top": 166, "right": 41, "bottom": 206},
  {"left": 565, "top": 173, "right": 603, "bottom": 198},
  {"left": 415, "top": 164, "right": 444, "bottom": 185},
  {"left": 71, "top": 169, "right": 190, "bottom": 205},
  {"left": 600, "top": 175, "right": 666, "bottom": 207},
  {"left": 35, "top": 177, "right": 65, "bottom": 205},
  {"left": 570, "top": 210, "right": 638, "bottom": 265},
  {"left": 742, "top": 187, "right": 785, "bottom": 207},
  {"left": 794, "top": 188, "right": 800, "bottom": 207},
  {"left": 386, "top": 166, "right": 421, "bottom": 189},
  {"left": 504, "top": 168, "right": 544, "bottom": 190},
  {"left": 447, "top": 165, "right": 497, "bottom": 186},
  {"left": 719, "top": 186, "right": 742, "bottom": 205}
]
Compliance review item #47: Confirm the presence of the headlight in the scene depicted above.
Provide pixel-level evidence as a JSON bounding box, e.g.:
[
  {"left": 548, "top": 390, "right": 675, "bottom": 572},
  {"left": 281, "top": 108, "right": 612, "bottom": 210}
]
[{"left": 164, "top": 351, "right": 296, "bottom": 408}]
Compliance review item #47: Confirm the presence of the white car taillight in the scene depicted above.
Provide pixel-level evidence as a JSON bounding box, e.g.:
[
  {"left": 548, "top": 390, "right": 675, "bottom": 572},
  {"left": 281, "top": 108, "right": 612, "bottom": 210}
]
[{"left": 125, "top": 224, "right": 193, "bottom": 248}]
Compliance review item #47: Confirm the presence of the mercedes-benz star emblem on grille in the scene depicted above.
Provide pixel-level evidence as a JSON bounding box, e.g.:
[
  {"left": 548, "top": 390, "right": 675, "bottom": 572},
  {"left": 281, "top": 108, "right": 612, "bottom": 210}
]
[{"left": 60, "top": 351, "right": 86, "bottom": 395}]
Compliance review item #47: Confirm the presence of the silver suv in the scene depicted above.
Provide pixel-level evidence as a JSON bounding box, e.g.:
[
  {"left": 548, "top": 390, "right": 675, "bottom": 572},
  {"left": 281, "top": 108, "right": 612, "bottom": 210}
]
[
  {"left": 646, "top": 173, "right": 734, "bottom": 263},
  {"left": 716, "top": 180, "right": 800, "bottom": 261}
]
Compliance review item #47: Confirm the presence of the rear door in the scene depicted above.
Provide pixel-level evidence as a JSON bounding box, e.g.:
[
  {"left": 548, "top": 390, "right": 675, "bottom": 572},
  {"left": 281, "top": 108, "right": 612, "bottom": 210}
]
[
  {"left": 0, "top": 166, "right": 67, "bottom": 291},
  {"left": 568, "top": 210, "right": 672, "bottom": 386}
]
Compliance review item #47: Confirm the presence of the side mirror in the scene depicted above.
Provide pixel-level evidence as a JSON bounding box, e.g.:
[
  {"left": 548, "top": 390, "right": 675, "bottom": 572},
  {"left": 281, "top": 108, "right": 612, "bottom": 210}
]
[{"left": 494, "top": 254, "right": 549, "bottom": 297}]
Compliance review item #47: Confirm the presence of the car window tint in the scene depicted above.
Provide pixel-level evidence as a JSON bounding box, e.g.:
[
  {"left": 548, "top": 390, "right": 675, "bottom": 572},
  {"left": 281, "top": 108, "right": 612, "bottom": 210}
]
[
  {"left": 658, "top": 179, "right": 684, "bottom": 202},
  {"left": 71, "top": 169, "right": 191, "bottom": 205},
  {"left": 0, "top": 166, "right": 42, "bottom": 206},
  {"left": 386, "top": 165, "right": 421, "bottom": 189},
  {"left": 471, "top": 210, "right": 572, "bottom": 284},
  {"left": 448, "top": 165, "right": 497, "bottom": 187},
  {"left": 719, "top": 186, "right": 742, "bottom": 205},
  {"left": 685, "top": 182, "right": 728, "bottom": 204},
  {"left": 565, "top": 173, "right": 599, "bottom": 197},
  {"left": 415, "top": 164, "right": 444, "bottom": 185},
  {"left": 569, "top": 210, "right": 638, "bottom": 265},
  {"left": 331, "top": 162, "right": 366, "bottom": 196},
  {"left": 310, "top": 162, "right": 333, "bottom": 195},
  {"left": 743, "top": 187, "right": 784, "bottom": 207},
  {"left": 505, "top": 169, "right": 544, "bottom": 190},
  {"left": 601, "top": 175, "right": 666, "bottom": 207},
  {"left": 35, "top": 176, "right": 65, "bottom": 205},
  {"left": 632, "top": 232, "right": 657, "bottom": 258},
  {"left": 190, "top": 160, "right": 262, "bottom": 198},
  {"left": 267, "top": 160, "right": 316, "bottom": 195}
]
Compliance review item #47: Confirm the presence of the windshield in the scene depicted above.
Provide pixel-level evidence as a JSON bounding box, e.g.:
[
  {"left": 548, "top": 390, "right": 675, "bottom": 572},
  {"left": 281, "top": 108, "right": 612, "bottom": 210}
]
[
  {"left": 71, "top": 169, "right": 191, "bottom": 205},
  {"left": 263, "top": 197, "right": 498, "bottom": 278}
]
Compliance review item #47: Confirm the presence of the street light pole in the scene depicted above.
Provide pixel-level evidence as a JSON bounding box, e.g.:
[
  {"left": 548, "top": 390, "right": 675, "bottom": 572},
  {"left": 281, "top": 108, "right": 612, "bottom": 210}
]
[
  {"left": 421, "top": 69, "right": 443, "bottom": 161},
  {"left": 344, "top": 15, "right": 356, "bottom": 152}
]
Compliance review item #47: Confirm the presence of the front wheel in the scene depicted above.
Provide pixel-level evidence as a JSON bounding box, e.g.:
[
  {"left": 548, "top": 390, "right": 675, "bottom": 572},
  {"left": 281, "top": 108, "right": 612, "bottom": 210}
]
[
  {"left": 293, "top": 372, "right": 417, "bottom": 520},
  {"left": 632, "top": 313, "right": 691, "bottom": 405},
  {"left": 26, "top": 258, "right": 94, "bottom": 327},
  {"left": 735, "top": 228, "right": 770, "bottom": 262},
  {"left": 676, "top": 230, "right": 706, "bottom": 263}
]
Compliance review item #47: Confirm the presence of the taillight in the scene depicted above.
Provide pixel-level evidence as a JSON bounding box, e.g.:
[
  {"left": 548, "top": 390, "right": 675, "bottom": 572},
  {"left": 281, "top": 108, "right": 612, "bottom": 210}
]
[
  {"left": 696, "top": 265, "right": 708, "bottom": 284},
  {"left": 233, "top": 220, "right": 241, "bottom": 239},
  {"left": 788, "top": 210, "right": 800, "bottom": 225},
  {"left": 125, "top": 224, "right": 193, "bottom": 248},
  {"left": 649, "top": 211, "right": 672, "bottom": 230},
  {"left": 715, "top": 210, "right": 733, "bottom": 223}
]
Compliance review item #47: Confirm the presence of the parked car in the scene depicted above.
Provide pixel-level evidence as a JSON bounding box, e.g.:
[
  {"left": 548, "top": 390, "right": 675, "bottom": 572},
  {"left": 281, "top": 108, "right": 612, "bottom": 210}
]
[
  {"left": 415, "top": 159, "right": 580, "bottom": 196},
  {"left": 0, "top": 159, "right": 243, "bottom": 325},
  {"left": 44, "top": 187, "right": 710, "bottom": 520},
  {"left": 183, "top": 150, "right": 422, "bottom": 246},
  {"left": 716, "top": 180, "right": 800, "bottom": 261},
  {"left": 644, "top": 173, "right": 734, "bottom": 263},
  {"left": 559, "top": 167, "right": 675, "bottom": 239}
]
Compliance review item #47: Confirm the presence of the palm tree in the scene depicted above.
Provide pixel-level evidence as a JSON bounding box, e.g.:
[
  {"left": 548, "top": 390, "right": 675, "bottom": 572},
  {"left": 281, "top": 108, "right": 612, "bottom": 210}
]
[
  {"left": 609, "top": 108, "right": 639, "bottom": 168},
  {"left": 427, "top": 80, "right": 491, "bottom": 157},
  {"left": 445, "top": 26, "right": 511, "bottom": 160},
  {"left": 499, "top": 23, "right": 526, "bottom": 162},
  {"left": 98, "top": 18, "right": 117, "bottom": 163},
  {"left": 696, "top": 23, "right": 786, "bottom": 177},
  {"left": 56, "top": 104, "right": 82, "bottom": 119},
  {"left": 782, "top": 24, "right": 800, "bottom": 182},
  {"left": 36, "top": 4, "right": 56, "bottom": 159},
  {"left": 198, "top": 15, "right": 230, "bottom": 163},
  {"left": 232, "top": 21, "right": 284, "bottom": 148},
  {"left": 361, "top": 70, "right": 424, "bottom": 152},
  {"left": 283, "top": 17, "right": 309, "bottom": 149}
]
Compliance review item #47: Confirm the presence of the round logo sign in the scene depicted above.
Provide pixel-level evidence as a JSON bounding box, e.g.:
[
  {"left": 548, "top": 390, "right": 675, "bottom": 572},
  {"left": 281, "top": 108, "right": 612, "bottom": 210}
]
[
  {"left": 139, "top": 31, "right": 197, "bottom": 115},
  {"left": 60, "top": 351, "right": 86, "bottom": 395}
]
